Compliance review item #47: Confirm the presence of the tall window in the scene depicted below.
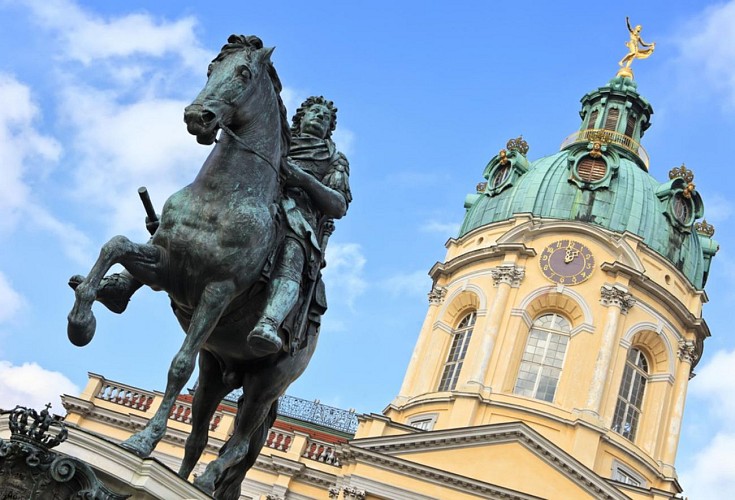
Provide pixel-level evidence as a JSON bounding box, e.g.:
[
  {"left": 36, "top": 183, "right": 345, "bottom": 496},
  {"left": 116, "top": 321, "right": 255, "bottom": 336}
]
[
  {"left": 437, "top": 311, "right": 476, "bottom": 392},
  {"left": 586, "top": 109, "right": 599, "bottom": 129},
  {"left": 604, "top": 108, "right": 620, "bottom": 131},
  {"left": 612, "top": 348, "right": 648, "bottom": 441},
  {"left": 513, "top": 313, "right": 571, "bottom": 402}
]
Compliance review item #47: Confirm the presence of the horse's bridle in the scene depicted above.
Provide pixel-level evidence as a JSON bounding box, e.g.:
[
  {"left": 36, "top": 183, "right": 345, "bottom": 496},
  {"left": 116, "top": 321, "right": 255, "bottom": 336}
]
[{"left": 217, "top": 122, "right": 282, "bottom": 177}]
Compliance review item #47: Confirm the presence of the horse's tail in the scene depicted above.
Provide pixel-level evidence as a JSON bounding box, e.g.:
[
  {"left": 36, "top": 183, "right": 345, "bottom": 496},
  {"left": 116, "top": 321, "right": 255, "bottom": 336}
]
[{"left": 214, "top": 400, "right": 279, "bottom": 500}]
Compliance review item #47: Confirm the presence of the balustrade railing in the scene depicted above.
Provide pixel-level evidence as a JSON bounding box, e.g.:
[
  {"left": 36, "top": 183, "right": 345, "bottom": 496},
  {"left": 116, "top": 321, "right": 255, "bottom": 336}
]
[
  {"left": 96, "top": 382, "right": 154, "bottom": 412},
  {"left": 559, "top": 128, "right": 649, "bottom": 169},
  {"left": 168, "top": 400, "right": 224, "bottom": 431},
  {"left": 302, "top": 439, "right": 340, "bottom": 466},
  {"left": 264, "top": 429, "right": 293, "bottom": 452}
]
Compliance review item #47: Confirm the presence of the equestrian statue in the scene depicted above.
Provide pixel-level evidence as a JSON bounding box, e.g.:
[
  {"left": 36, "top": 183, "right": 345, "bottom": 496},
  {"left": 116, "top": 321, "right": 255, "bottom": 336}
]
[{"left": 67, "top": 34, "right": 351, "bottom": 500}]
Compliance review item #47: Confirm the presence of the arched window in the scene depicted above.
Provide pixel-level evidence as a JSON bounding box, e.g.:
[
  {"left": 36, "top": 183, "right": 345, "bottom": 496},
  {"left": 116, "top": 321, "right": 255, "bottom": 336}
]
[
  {"left": 437, "top": 311, "right": 476, "bottom": 392},
  {"left": 612, "top": 348, "right": 649, "bottom": 441},
  {"left": 513, "top": 313, "right": 571, "bottom": 402}
]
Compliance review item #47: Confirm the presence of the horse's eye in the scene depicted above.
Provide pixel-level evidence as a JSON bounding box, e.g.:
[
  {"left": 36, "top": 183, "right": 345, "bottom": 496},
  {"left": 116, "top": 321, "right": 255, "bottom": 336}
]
[{"left": 238, "top": 66, "right": 251, "bottom": 79}]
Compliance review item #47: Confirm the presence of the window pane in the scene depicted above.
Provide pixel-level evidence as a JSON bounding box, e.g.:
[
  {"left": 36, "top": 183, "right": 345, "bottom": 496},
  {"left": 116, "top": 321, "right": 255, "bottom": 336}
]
[
  {"left": 438, "top": 312, "right": 476, "bottom": 391},
  {"left": 612, "top": 349, "right": 648, "bottom": 442},
  {"left": 513, "top": 314, "right": 570, "bottom": 402}
]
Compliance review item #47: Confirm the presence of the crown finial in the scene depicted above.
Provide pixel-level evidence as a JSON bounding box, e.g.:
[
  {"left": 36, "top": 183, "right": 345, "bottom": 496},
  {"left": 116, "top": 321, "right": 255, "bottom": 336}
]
[
  {"left": 696, "top": 219, "right": 715, "bottom": 237},
  {"left": 506, "top": 135, "right": 529, "bottom": 156},
  {"left": 617, "top": 17, "right": 655, "bottom": 79}
]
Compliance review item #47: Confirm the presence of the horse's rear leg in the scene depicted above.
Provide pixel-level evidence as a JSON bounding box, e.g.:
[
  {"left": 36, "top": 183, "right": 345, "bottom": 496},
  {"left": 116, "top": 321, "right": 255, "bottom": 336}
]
[
  {"left": 68, "top": 235, "right": 163, "bottom": 346},
  {"left": 214, "top": 401, "right": 278, "bottom": 500},
  {"left": 194, "top": 379, "right": 280, "bottom": 494},
  {"left": 178, "top": 350, "right": 233, "bottom": 480},
  {"left": 121, "top": 280, "right": 237, "bottom": 458}
]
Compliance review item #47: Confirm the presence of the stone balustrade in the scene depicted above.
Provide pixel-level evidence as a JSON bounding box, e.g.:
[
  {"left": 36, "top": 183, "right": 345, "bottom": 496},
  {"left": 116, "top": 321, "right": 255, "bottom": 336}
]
[
  {"left": 168, "top": 400, "right": 224, "bottom": 432},
  {"left": 95, "top": 381, "right": 154, "bottom": 412},
  {"left": 264, "top": 429, "right": 293, "bottom": 452},
  {"left": 302, "top": 439, "right": 340, "bottom": 466}
]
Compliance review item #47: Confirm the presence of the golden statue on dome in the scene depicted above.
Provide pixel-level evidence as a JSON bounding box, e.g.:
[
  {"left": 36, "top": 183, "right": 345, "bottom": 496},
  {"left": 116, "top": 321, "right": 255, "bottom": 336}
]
[{"left": 617, "top": 17, "right": 655, "bottom": 78}]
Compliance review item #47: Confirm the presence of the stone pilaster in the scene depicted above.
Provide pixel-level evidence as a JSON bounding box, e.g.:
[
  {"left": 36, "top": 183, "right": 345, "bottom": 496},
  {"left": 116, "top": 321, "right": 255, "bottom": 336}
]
[
  {"left": 586, "top": 285, "right": 635, "bottom": 415},
  {"left": 466, "top": 265, "right": 524, "bottom": 388}
]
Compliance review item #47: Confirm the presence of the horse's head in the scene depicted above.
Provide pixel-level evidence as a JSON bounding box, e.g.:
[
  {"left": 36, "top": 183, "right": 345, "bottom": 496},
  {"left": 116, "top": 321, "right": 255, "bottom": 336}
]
[{"left": 184, "top": 35, "right": 280, "bottom": 145}]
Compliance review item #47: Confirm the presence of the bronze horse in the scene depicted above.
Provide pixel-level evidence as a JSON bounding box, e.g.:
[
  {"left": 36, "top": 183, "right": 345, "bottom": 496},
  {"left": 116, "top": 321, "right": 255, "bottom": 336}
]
[{"left": 67, "top": 35, "right": 321, "bottom": 498}]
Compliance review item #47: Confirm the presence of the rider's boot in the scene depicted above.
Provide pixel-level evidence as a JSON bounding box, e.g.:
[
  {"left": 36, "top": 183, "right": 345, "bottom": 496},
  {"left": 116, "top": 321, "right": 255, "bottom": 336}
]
[
  {"left": 247, "top": 317, "right": 283, "bottom": 356},
  {"left": 68, "top": 272, "right": 138, "bottom": 314}
]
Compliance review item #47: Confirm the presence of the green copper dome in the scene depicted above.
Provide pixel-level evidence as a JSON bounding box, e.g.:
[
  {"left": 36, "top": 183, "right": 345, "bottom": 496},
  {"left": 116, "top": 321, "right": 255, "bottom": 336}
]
[{"left": 460, "top": 77, "right": 718, "bottom": 289}]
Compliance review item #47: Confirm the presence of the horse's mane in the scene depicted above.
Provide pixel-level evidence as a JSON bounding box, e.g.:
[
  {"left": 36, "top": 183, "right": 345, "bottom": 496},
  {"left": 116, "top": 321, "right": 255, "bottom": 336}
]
[{"left": 216, "top": 35, "right": 291, "bottom": 155}]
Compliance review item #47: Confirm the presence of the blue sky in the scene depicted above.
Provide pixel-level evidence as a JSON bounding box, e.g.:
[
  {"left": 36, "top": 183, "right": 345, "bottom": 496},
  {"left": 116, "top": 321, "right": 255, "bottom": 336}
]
[{"left": 1, "top": 0, "right": 734, "bottom": 496}]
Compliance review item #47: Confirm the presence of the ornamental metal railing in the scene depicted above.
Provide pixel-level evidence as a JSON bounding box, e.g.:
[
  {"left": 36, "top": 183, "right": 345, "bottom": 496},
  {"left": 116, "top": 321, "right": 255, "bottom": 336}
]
[
  {"left": 225, "top": 390, "right": 358, "bottom": 434},
  {"left": 559, "top": 128, "right": 649, "bottom": 170}
]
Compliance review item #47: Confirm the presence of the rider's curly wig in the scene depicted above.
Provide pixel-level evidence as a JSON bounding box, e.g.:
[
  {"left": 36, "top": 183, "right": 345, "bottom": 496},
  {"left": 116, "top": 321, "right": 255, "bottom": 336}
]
[{"left": 291, "top": 96, "right": 338, "bottom": 139}]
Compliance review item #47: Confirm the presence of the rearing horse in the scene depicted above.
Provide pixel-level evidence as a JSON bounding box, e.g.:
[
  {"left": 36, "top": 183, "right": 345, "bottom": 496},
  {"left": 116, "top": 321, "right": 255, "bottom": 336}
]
[{"left": 67, "top": 35, "right": 315, "bottom": 499}]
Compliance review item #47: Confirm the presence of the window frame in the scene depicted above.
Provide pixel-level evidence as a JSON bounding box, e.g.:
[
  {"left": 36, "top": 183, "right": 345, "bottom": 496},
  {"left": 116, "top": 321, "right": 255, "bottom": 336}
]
[
  {"left": 513, "top": 313, "right": 572, "bottom": 403},
  {"left": 437, "top": 311, "right": 476, "bottom": 392},
  {"left": 611, "top": 348, "right": 649, "bottom": 441}
]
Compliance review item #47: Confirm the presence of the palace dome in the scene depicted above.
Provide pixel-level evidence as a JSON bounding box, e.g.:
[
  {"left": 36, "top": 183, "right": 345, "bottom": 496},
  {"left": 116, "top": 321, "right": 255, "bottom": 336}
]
[{"left": 460, "top": 76, "right": 718, "bottom": 289}]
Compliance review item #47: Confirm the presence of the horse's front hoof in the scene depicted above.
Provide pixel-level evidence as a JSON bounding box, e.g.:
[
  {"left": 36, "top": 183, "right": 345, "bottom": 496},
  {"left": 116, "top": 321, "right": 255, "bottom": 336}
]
[
  {"left": 67, "top": 313, "right": 96, "bottom": 347},
  {"left": 120, "top": 433, "right": 155, "bottom": 458}
]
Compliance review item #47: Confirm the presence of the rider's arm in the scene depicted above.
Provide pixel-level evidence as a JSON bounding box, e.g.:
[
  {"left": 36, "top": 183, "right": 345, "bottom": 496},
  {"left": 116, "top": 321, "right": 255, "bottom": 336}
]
[{"left": 284, "top": 161, "right": 348, "bottom": 219}]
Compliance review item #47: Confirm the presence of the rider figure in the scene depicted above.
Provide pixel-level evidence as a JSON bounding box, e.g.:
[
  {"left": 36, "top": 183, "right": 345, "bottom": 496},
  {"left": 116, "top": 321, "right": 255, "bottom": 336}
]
[{"left": 247, "top": 96, "right": 351, "bottom": 355}]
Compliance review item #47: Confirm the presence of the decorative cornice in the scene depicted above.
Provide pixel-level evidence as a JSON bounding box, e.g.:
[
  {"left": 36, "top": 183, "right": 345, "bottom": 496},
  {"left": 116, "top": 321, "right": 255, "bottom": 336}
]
[
  {"left": 600, "top": 284, "right": 636, "bottom": 314},
  {"left": 430, "top": 243, "right": 536, "bottom": 280},
  {"left": 343, "top": 485, "right": 367, "bottom": 499},
  {"left": 677, "top": 340, "right": 698, "bottom": 364},
  {"left": 328, "top": 485, "right": 340, "bottom": 498},
  {"left": 490, "top": 265, "right": 525, "bottom": 287},
  {"left": 348, "top": 422, "right": 629, "bottom": 500},
  {"left": 427, "top": 285, "right": 447, "bottom": 305}
]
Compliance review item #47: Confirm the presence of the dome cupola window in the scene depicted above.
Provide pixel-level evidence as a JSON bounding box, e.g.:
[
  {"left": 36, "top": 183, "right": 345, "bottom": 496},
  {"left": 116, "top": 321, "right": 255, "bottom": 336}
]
[
  {"left": 672, "top": 192, "right": 693, "bottom": 226},
  {"left": 604, "top": 108, "right": 620, "bottom": 131},
  {"left": 576, "top": 156, "right": 608, "bottom": 183},
  {"left": 586, "top": 109, "right": 599, "bottom": 130},
  {"left": 478, "top": 137, "right": 530, "bottom": 197}
]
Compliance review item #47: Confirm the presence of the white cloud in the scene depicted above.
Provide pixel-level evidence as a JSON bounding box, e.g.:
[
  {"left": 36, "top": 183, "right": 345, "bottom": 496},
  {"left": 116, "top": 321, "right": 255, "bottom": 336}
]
[
  {"left": 23, "top": 0, "right": 210, "bottom": 69},
  {"left": 680, "top": 348, "right": 735, "bottom": 497},
  {"left": 381, "top": 270, "right": 431, "bottom": 298},
  {"left": 0, "top": 273, "right": 25, "bottom": 324},
  {"left": 0, "top": 361, "right": 79, "bottom": 412},
  {"left": 59, "top": 83, "right": 207, "bottom": 235},
  {"left": 420, "top": 219, "right": 460, "bottom": 236},
  {"left": 0, "top": 74, "right": 61, "bottom": 232},
  {"left": 322, "top": 243, "right": 367, "bottom": 308},
  {"left": 676, "top": 1, "right": 735, "bottom": 107},
  {"left": 680, "top": 432, "right": 735, "bottom": 499},
  {"left": 688, "top": 348, "right": 735, "bottom": 419}
]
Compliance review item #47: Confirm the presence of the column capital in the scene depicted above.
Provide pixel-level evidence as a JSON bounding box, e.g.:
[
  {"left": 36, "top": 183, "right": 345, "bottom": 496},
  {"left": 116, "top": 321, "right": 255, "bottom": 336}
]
[
  {"left": 428, "top": 284, "right": 447, "bottom": 304},
  {"left": 600, "top": 284, "right": 635, "bottom": 314},
  {"left": 677, "top": 339, "right": 699, "bottom": 364},
  {"left": 490, "top": 265, "right": 525, "bottom": 287}
]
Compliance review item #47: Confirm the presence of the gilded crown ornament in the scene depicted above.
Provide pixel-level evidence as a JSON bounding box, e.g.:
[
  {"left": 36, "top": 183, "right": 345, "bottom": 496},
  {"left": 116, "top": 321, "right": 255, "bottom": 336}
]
[
  {"left": 669, "top": 164, "right": 694, "bottom": 183},
  {"left": 617, "top": 17, "right": 655, "bottom": 79},
  {"left": 695, "top": 219, "right": 715, "bottom": 237},
  {"left": 506, "top": 136, "right": 529, "bottom": 156},
  {"left": 669, "top": 163, "right": 696, "bottom": 198}
]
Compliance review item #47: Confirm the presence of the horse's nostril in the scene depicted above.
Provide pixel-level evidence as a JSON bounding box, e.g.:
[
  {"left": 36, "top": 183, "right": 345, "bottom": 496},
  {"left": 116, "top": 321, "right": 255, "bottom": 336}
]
[{"left": 201, "top": 110, "right": 216, "bottom": 124}]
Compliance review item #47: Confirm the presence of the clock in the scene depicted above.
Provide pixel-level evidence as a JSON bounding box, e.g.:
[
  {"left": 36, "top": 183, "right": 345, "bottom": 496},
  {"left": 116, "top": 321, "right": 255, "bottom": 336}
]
[{"left": 539, "top": 240, "right": 595, "bottom": 285}]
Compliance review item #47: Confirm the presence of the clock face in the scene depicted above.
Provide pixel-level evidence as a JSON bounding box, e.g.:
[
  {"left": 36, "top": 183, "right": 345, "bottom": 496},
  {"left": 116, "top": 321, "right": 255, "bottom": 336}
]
[{"left": 539, "top": 240, "right": 595, "bottom": 285}]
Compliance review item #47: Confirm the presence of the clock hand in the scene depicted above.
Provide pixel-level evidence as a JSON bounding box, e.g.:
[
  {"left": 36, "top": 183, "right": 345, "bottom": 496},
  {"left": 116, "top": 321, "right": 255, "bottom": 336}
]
[{"left": 564, "top": 244, "right": 580, "bottom": 264}]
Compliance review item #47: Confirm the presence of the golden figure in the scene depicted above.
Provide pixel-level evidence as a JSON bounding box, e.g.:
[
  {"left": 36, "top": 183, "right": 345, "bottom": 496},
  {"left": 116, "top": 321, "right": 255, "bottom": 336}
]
[{"left": 617, "top": 17, "right": 655, "bottom": 78}]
